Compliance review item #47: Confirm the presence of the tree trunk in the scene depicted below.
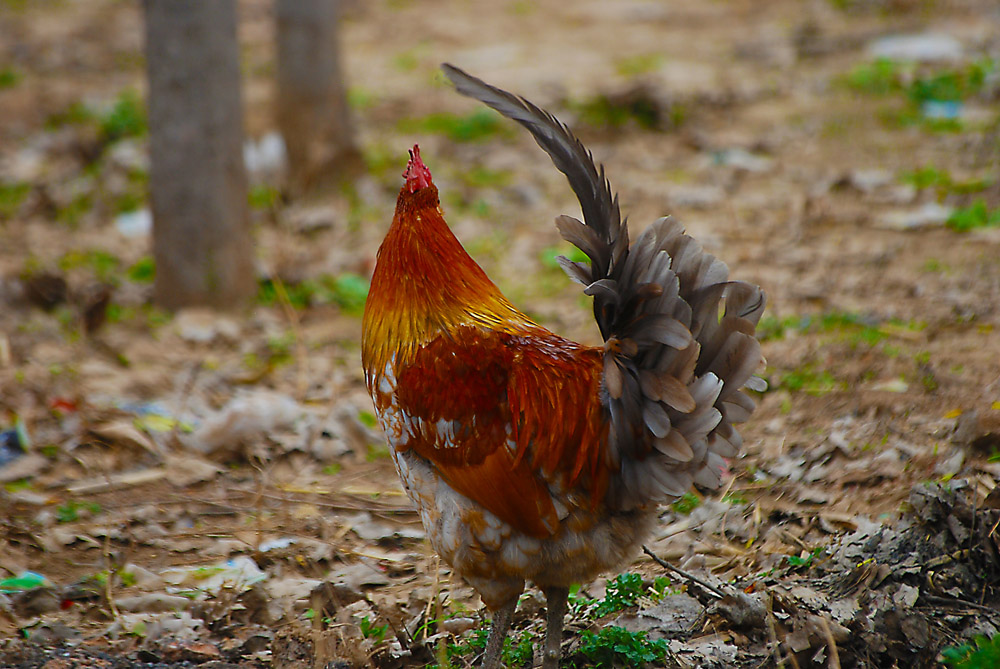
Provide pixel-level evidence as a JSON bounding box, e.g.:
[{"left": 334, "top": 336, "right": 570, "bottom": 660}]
[
  {"left": 275, "top": 0, "right": 360, "bottom": 194},
  {"left": 144, "top": 0, "right": 255, "bottom": 311}
]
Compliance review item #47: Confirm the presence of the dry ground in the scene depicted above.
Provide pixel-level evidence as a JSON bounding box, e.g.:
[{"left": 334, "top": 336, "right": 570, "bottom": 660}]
[{"left": 1, "top": 1, "right": 999, "bottom": 667}]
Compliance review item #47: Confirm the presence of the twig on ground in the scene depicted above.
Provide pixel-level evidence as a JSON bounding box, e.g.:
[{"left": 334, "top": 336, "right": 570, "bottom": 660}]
[
  {"left": 817, "top": 615, "right": 841, "bottom": 669},
  {"left": 642, "top": 545, "right": 726, "bottom": 599},
  {"left": 765, "top": 592, "right": 785, "bottom": 669}
]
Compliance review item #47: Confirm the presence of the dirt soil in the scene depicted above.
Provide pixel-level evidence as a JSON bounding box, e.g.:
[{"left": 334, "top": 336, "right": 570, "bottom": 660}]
[{"left": 1, "top": 1, "right": 999, "bottom": 668}]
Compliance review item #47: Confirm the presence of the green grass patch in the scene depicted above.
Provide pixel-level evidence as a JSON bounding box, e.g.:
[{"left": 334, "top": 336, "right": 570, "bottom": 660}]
[
  {"left": 844, "top": 58, "right": 902, "bottom": 96},
  {"left": 757, "top": 311, "right": 889, "bottom": 346},
  {"left": 248, "top": 184, "right": 281, "bottom": 210},
  {"left": 347, "top": 86, "right": 376, "bottom": 110},
  {"left": 44, "top": 90, "right": 146, "bottom": 150},
  {"left": 256, "top": 273, "right": 369, "bottom": 314},
  {"left": 572, "top": 93, "right": 666, "bottom": 131},
  {"left": 126, "top": 256, "right": 155, "bottom": 283},
  {"left": 56, "top": 500, "right": 101, "bottom": 523},
  {"left": 0, "top": 181, "right": 31, "bottom": 219},
  {"left": 778, "top": 365, "right": 842, "bottom": 396},
  {"left": 325, "top": 273, "right": 369, "bottom": 315},
  {"left": 897, "top": 164, "right": 993, "bottom": 197},
  {"left": 397, "top": 108, "right": 511, "bottom": 143},
  {"left": 0, "top": 66, "right": 21, "bottom": 89},
  {"left": 56, "top": 192, "right": 93, "bottom": 227},
  {"left": 458, "top": 166, "right": 512, "bottom": 189},
  {"left": 843, "top": 58, "right": 996, "bottom": 133},
  {"left": 58, "top": 249, "right": 120, "bottom": 282},
  {"left": 362, "top": 144, "right": 409, "bottom": 181},
  {"left": 366, "top": 443, "right": 390, "bottom": 462},
  {"left": 357, "top": 410, "right": 378, "bottom": 429},
  {"left": 946, "top": 200, "right": 1000, "bottom": 232},
  {"left": 844, "top": 58, "right": 993, "bottom": 102},
  {"left": 906, "top": 59, "right": 993, "bottom": 106},
  {"left": 99, "top": 89, "right": 146, "bottom": 143},
  {"left": 615, "top": 53, "right": 663, "bottom": 79},
  {"left": 45, "top": 101, "right": 94, "bottom": 130}
]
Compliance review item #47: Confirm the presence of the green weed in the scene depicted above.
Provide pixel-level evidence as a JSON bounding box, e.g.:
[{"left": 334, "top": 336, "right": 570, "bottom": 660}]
[
  {"left": 779, "top": 366, "right": 842, "bottom": 396},
  {"left": 0, "top": 66, "right": 21, "bottom": 89},
  {"left": 573, "top": 94, "right": 663, "bottom": 131},
  {"left": 45, "top": 101, "right": 94, "bottom": 130},
  {"left": 576, "top": 626, "right": 668, "bottom": 668},
  {"left": 844, "top": 58, "right": 996, "bottom": 132},
  {"left": 440, "top": 626, "right": 534, "bottom": 668},
  {"left": 594, "top": 573, "right": 645, "bottom": 617},
  {"left": 900, "top": 166, "right": 992, "bottom": 197},
  {"left": 99, "top": 89, "right": 146, "bottom": 143},
  {"left": 362, "top": 144, "right": 409, "bottom": 181},
  {"left": 844, "top": 58, "right": 902, "bottom": 96},
  {"left": 256, "top": 273, "right": 369, "bottom": 314},
  {"left": 459, "top": 166, "right": 512, "bottom": 189},
  {"left": 845, "top": 58, "right": 993, "bottom": 103},
  {"left": 941, "top": 634, "right": 1000, "bottom": 669},
  {"left": 248, "top": 184, "right": 281, "bottom": 210},
  {"left": 786, "top": 546, "right": 824, "bottom": 570},
  {"left": 946, "top": 200, "right": 1000, "bottom": 232},
  {"left": 398, "top": 109, "right": 510, "bottom": 143},
  {"left": 56, "top": 192, "right": 93, "bottom": 227},
  {"left": 0, "top": 181, "right": 30, "bottom": 219},
  {"left": 615, "top": 54, "right": 663, "bottom": 79},
  {"left": 58, "top": 249, "right": 120, "bottom": 282},
  {"left": 670, "top": 491, "right": 700, "bottom": 515},
  {"left": 907, "top": 59, "right": 993, "bottom": 106},
  {"left": 359, "top": 616, "right": 388, "bottom": 643},
  {"left": 758, "top": 311, "right": 893, "bottom": 347},
  {"left": 366, "top": 443, "right": 390, "bottom": 462},
  {"left": 347, "top": 86, "right": 376, "bottom": 110},
  {"left": 325, "top": 273, "right": 369, "bottom": 315},
  {"left": 56, "top": 500, "right": 101, "bottom": 523},
  {"left": 127, "top": 256, "right": 155, "bottom": 283}
]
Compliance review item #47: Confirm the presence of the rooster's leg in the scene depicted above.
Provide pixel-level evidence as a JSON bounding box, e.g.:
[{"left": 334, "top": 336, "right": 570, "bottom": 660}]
[
  {"left": 541, "top": 586, "right": 569, "bottom": 669},
  {"left": 482, "top": 597, "right": 516, "bottom": 669}
]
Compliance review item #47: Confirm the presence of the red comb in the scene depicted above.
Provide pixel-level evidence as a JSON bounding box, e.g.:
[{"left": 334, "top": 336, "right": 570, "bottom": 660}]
[{"left": 403, "top": 144, "right": 433, "bottom": 193}]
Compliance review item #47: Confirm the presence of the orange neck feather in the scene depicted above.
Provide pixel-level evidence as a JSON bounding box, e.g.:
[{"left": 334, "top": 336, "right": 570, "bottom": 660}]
[{"left": 362, "top": 184, "right": 533, "bottom": 378}]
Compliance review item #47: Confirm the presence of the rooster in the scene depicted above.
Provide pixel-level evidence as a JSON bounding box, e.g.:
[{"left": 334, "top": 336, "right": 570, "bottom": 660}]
[{"left": 361, "top": 64, "right": 765, "bottom": 669}]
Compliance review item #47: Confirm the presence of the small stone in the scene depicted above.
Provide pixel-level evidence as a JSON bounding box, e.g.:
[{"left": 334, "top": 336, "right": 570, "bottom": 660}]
[
  {"left": 869, "top": 33, "right": 963, "bottom": 62},
  {"left": 876, "top": 202, "right": 952, "bottom": 230}
]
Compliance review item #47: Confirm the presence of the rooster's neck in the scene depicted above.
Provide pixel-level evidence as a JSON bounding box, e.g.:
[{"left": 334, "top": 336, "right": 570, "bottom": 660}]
[{"left": 362, "top": 185, "right": 532, "bottom": 376}]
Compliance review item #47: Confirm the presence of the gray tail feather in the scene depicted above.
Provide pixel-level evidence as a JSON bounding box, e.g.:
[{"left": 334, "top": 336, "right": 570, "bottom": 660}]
[{"left": 442, "top": 64, "right": 766, "bottom": 510}]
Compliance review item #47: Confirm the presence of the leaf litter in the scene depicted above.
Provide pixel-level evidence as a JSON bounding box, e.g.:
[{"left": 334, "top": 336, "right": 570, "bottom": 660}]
[{"left": 2, "top": 0, "right": 1000, "bottom": 667}]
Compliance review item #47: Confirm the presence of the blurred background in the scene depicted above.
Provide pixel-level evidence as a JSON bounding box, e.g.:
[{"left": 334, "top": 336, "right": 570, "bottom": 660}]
[{"left": 0, "top": 0, "right": 999, "bottom": 667}]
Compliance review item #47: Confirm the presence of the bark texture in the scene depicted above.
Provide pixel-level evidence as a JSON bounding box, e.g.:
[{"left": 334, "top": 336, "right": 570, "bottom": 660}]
[
  {"left": 276, "top": 0, "right": 360, "bottom": 193},
  {"left": 144, "top": 0, "right": 255, "bottom": 310}
]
